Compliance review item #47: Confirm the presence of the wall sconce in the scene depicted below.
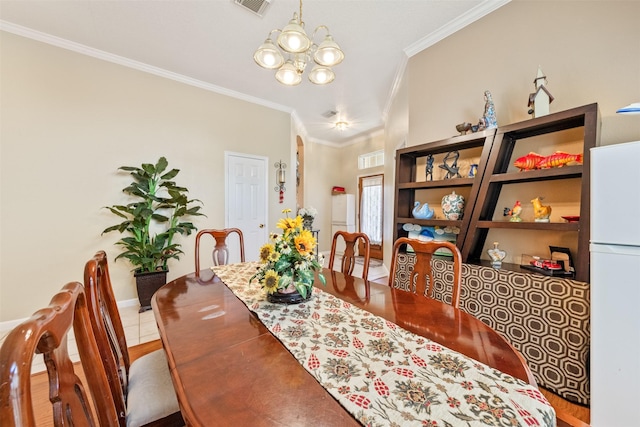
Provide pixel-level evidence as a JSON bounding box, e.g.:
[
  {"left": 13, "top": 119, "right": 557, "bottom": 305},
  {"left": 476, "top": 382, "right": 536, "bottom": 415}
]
[{"left": 275, "top": 160, "right": 287, "bottom": 203}]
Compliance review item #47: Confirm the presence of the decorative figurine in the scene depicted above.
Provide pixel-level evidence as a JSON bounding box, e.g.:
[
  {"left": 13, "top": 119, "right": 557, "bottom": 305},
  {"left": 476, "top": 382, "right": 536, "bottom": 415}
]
[
  {"left": 514, "top": 152, "right": 545, "bottom": 171},
  {"left": 536, "top": 151, "right": 583, "bottom": 169},
  {"left": 514, "top": 151, "right": 582, "bottom": 170},
  {"left": 503, "top": 201, "right": 522, "bottom": 222},
  {"left": 412, "top": 201, "right": 435, "bottom": 219},
  {"left": 456, "top": 122, "right": 472, "bottom": 135},
  {"left": 529, "top": 256, "right": 563, "bottom": 271},
  {"left": 425, "top": 154, "right": 434, "bottom": 181},
  {"left": 479, "top": 90, "right": 498, "bottom": 130},
  {"left": 468, "top": 163, "right": 478, "bottom": 177},
  {"left": 531, "top": 197, "right": 552, "bottom": 222},
  {"left": 439, "top": 151, "right": 461, "bottom": 179},
  {"left": 527, "top": 66, "right": 554, "bottom": 118},
  {"left": 487, "top": 242, "right": 507, "bottom": 268},
  {"left": 442, "top": 191, "right": 465, "bottom": 220}
]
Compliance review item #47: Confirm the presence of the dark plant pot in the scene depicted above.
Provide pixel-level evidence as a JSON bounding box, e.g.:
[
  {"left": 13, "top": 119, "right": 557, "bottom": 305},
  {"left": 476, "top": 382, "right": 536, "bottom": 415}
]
[
  {"left": 266, "top": 287, "right": 312, "bottom": 305},
  {"left": 134, "top": 269, "right": 168, "bottom": 313}
]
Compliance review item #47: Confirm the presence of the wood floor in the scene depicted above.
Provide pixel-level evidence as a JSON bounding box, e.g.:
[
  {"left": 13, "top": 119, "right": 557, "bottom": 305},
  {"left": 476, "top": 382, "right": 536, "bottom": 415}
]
[{"left": 26, "top": 340, "right": 589, "bottom": 426}]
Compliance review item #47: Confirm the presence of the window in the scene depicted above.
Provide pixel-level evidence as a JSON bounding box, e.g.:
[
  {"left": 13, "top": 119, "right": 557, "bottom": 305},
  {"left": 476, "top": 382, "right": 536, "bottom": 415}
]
[
  {"left": 359, "top": 175, "right": 383, "bottom": 250},
  {"left": 358, "top": 150, "right": 384, "bottom": 169}
]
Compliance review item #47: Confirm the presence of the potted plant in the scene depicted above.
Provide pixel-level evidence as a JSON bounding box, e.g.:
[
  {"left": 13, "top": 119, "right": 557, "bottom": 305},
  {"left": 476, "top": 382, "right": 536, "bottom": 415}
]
[{"left": 102, "top": 157, "right": 204, "bottom": 311}]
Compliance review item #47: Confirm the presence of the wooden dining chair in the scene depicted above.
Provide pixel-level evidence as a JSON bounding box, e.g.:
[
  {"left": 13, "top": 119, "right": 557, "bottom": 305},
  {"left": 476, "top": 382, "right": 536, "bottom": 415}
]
[
  {"left": 328, "top": 230, "right": 371, "bottom": 279},
  {"left": 0, "top": 281, "right": 117, "bottom": 426},
  {"left": 84, "top": 250, "right": 183, "bottom": 427},
  {"left": 389, "top": 237, "right": 462, "bottom": 308},
  {"left": 195, "top": 228, "right": 245, "bottom": 273}
]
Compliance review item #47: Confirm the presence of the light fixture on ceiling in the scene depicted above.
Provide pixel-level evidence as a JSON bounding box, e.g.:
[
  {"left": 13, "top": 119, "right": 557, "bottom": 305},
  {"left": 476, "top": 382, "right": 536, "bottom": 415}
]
[
  {"left": 253, "top": 0, "right": 344, "bottom": 86},
  {"left": 335, "top": 121, "right": 349, "bottom": 131},
  {"left": 616, "top": 102, "right": 640, "bottom": 114}
]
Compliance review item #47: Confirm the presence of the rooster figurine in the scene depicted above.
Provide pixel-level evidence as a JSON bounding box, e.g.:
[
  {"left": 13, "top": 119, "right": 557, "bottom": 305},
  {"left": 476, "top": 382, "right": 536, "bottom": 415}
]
[
  {"left": 503, "top": 201, "right": 522, "bottom": 222},
  {"left": 531, "top": 197, "right": 552, "bottom": 222}
]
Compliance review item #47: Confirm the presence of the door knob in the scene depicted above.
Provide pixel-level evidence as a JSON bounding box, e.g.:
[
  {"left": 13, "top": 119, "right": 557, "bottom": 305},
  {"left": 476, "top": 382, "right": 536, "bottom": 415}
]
[{"left": 259, "top": 224, "right": 265, "bottom": 228}]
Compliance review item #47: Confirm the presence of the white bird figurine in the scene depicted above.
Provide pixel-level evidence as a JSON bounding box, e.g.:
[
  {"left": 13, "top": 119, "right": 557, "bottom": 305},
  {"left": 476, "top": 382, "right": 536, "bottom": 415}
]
[{"left": 412, "top": 201, "right": 434, "bottom": 219}]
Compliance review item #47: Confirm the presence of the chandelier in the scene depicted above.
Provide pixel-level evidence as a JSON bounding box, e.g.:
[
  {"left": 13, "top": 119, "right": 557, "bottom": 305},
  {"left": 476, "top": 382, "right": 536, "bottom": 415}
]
[{"left": 253, "top": 0, "right": 344, "bottom": 86}]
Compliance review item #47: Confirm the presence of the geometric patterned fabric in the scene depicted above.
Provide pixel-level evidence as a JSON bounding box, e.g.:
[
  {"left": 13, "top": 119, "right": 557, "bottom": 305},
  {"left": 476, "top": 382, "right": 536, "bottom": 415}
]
[{"left": 392, "top": 253, "right": 590, "bottom": 405}]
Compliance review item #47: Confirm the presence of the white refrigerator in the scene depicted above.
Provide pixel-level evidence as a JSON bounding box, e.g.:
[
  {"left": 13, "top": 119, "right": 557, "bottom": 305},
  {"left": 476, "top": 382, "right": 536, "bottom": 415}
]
[
  {"left": 590, "top": 140, "right": 640, "bottom": 426},
  {"left": 331, "top": 194, "right": 356, "bottom": 254}
]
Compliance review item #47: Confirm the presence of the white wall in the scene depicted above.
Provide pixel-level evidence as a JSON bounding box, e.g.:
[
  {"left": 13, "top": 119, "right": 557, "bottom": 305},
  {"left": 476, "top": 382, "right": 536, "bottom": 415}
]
[
  {"left": 0, "top": 32, "right": 292, "bottom": 321},
  {"left": 298, "top": 139, "right": 342, "bottom": 253}
]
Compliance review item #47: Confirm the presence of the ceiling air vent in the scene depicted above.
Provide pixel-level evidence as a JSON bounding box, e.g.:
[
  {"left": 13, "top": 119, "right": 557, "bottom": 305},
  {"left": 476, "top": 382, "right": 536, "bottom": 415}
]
[{"left": 234, "top": 0, "right": 272, "bottom": 17}]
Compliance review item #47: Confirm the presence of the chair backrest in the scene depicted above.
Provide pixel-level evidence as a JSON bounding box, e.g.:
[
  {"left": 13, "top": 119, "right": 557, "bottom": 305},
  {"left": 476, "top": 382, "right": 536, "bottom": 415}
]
[
  {"left": 389, "top": 237, "right": 462, "bottom": 308},
  {"left": 83, "top": 250, "right": 130, "bottom": 426},
  {"left": 0, "top": 282, "right": 117, "bottom": 427},
  {"left": 195, "top": 228, "right": 245, "bottom": 272},
  {"left": 328, "top": 231, "right": 371, "bottom": 279}
]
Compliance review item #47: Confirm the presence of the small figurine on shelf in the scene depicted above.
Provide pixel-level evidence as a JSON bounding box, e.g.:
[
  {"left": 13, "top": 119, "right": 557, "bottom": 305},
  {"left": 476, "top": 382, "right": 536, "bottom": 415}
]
[
  {"left": 412, "top": 201, "right": 434, "bottom": 219},
  {"left": 503, "top": 201, "right": 522, "bottom": 222},
  {"left": 536, "top": 151, "right": 583, "bottom": 169},
  {"left": 480, "top": 90, "right": 498, "bottom": 130},
  {"left": 531, "top": 197, "right": 552, "bottom": 222},
  {"left": 425, "top": 154, "right": 434, "bottom": 181},
  {"left": 439, "top": 151, "right": 461, "bottom": 179},
  {"left": 527, "top": 66, "right": 554, "bottom": 118},
  {"left": 487, "top": 242, "right": 507, "bottom": 268},
  {"left": 514, "top": 152, "right": 545, "bottom": 171},
  {"left": 468, "top": 163, "right": 478, "bottom": 177}
]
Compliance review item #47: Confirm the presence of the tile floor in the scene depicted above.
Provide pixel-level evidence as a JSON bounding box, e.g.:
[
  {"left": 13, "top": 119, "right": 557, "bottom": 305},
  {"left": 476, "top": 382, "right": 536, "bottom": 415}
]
[{"left": 0, "top": 302, "right": 159, "bottom": 375}]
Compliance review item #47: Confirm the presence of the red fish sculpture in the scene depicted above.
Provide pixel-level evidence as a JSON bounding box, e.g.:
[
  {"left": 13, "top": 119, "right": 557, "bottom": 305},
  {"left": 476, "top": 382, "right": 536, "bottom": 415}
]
[
  {"left": 537, "top": 151, "right": 583, "bottom": 169},
  {"left": 514, "top": 152, "right": 545, "bottom": 171}
]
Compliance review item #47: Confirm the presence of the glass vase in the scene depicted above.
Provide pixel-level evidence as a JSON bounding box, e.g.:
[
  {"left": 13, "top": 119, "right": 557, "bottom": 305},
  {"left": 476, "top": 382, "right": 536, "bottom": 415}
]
[{"left": 487, "top": 242, "right": 507, "bottom": 269}]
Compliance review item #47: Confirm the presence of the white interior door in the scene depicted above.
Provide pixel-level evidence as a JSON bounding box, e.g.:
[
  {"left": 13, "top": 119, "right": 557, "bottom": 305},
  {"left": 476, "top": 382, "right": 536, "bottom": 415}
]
[{"left": 225, "top": 152, "right": 268, "bottom": 262}]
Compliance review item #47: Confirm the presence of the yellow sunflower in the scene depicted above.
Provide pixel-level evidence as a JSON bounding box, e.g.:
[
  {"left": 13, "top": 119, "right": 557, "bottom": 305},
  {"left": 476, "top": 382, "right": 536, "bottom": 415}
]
[
  {"left": 277, "top": 215, "right": 302, "bottom": 233},
  {"left": 294, "top": 229, "right": 316, "bottom": 256},
  {"left": 259, "top": 243, "right": 274, "bottom": 263},
  {"left": 263, "top": 270, "right": 280, "bottom": 294}
]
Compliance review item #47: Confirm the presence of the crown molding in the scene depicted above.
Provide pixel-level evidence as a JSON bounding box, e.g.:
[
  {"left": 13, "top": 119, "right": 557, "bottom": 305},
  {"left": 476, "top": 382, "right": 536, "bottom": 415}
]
[
  {"left": 404, "top": 0, "right": 511, "bottom": 57},
  {"left": 382, "top": 0, "right": 510, "bottom": 131},
  {"left": 0, "top": 20, "right": 293, "bottom": 115}
]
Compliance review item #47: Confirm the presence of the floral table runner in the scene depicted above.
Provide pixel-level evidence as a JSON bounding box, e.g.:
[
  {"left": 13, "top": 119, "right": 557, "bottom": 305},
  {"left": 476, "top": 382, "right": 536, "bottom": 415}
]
[{"left": 213, "top": 263, "right": 555, "bottom": 427}]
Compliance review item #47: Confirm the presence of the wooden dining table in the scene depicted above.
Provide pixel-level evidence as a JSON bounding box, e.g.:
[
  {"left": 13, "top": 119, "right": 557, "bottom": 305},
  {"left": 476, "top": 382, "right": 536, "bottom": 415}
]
[{"left": 152, "top": 265, "right": 540, "bottom": 426}]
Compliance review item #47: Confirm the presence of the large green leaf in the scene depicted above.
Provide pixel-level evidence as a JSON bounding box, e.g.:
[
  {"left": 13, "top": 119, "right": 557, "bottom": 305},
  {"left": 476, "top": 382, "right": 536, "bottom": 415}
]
[
  {"left": 155, "top": 157, "right": 168, "bottom": 174},
  {"left": 161, "top": 168, "right": 179, "bottom": 180}
]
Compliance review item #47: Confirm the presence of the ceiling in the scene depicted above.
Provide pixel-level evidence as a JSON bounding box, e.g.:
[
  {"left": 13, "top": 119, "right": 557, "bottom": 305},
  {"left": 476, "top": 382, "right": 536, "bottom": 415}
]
[{"left": 0, "top": 0, "right": 509, "bottom": 145}]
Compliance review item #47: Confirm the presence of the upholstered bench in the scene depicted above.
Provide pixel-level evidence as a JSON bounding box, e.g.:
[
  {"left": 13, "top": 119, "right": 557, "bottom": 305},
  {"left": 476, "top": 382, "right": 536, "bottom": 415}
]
[{"left": 391, "top": 253, "right": 590, "bottom": 405}]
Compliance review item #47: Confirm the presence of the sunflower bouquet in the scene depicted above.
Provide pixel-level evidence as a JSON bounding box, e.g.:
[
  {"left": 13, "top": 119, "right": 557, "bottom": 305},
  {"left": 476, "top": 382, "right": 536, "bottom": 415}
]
[{"left": 251, "top": 209, "right": 325, "bottom": 299}]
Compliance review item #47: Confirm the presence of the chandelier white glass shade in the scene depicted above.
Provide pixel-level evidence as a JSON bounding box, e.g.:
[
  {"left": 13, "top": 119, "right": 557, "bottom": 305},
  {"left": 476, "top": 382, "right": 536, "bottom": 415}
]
[{"left": 254, "top": 0, "right": 344, "bottom": 86}]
